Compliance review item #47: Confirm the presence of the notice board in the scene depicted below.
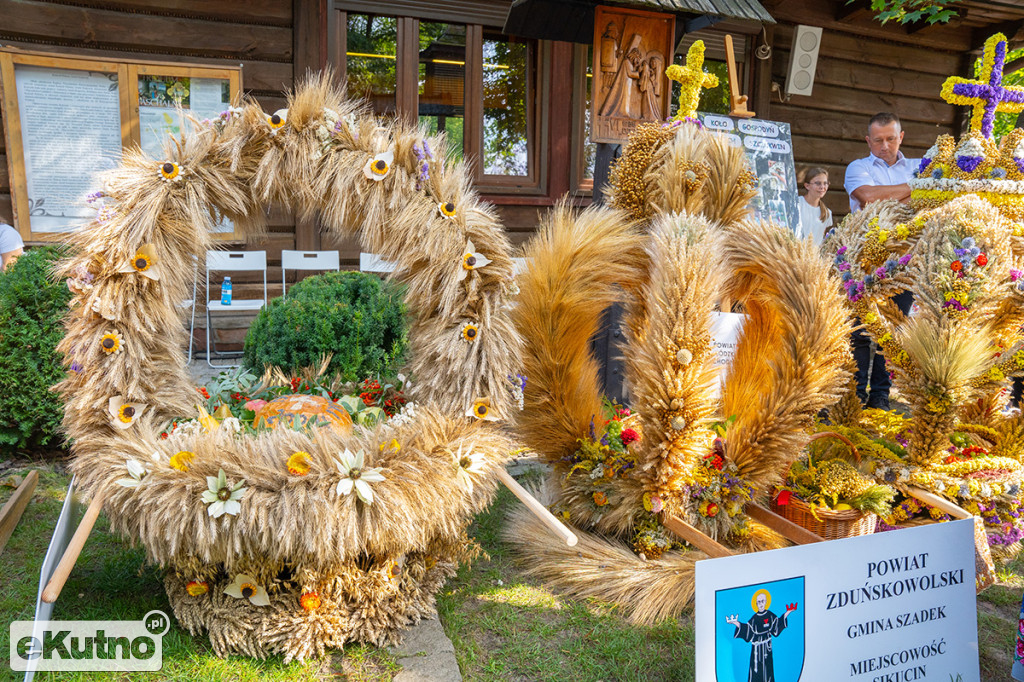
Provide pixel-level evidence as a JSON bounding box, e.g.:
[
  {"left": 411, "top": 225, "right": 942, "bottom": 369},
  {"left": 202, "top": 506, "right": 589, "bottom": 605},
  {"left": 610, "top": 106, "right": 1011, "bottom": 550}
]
[
  {"left": 696, "top": 112, "right": 799, "bottom": 233},
  {"left": 0, "top": 48, "right": 241, "bottom": 242}
]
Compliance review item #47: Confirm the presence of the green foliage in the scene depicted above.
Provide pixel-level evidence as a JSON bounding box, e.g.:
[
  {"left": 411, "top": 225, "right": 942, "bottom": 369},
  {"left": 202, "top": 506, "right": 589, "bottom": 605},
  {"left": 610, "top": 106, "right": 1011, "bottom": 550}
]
[
  {"left": 242, "top": 270, "right": 407, "bottom": 384},
  {"left": 852, "top": 0, "right": 961, "bottom": 25},
  {"left": 0, "top": 246, "right": 72, "bottom": 454}
]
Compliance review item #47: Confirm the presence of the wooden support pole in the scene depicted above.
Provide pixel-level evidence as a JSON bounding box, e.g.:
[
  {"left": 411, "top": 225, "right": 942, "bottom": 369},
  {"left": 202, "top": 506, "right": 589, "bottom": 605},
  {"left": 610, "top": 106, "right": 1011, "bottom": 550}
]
[
  {"left": 42, "top": 491, "right": 105, "bottom": 604},
  {"left": 0, "top": 470, "right": 38, "bottom": 556},
  {"left": 660, "top": 512, "right": 734, "bottom": 558},
  {"left": 745, "top": 502, "right": 823, "bottom": 545},
  {"left": 725, "top": 35, "right": 755, "bottom": 119},
  {"left": 905, "top": 486, "right": 972, "bottom": 520},
  {"left": 496, "top": 468, "right": 578, "bottom": 547}
]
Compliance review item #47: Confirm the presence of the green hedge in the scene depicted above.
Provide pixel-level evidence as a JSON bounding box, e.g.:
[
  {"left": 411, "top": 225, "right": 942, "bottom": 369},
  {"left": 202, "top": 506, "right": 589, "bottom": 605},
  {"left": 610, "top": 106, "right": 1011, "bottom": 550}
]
[
  {"left": 0, "top": 247, "right": 72, "bottom": 454},
  {"left": 243, "top": 270, "right": 407, "bottom": 382}
]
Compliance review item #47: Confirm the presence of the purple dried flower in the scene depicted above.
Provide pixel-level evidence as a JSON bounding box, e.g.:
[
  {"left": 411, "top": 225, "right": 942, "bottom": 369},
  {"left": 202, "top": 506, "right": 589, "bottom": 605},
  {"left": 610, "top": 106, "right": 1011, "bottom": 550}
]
[
  {"left": 898, "top": 254, "right": 913, "bottom": 266},
  {"left": 837, "top": 245, "right": 848, "bottom": 256}
]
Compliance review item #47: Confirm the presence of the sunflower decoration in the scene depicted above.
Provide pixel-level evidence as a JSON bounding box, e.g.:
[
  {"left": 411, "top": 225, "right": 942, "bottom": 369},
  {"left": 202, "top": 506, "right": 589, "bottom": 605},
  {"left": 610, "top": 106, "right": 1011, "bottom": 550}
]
[
  {"left": 225, "top": 573, "right": 270, "bottom": 606},
  {"left": 266, "top": 108, "right": 288, "bottom": 135},
  {"left": 99, "top": 331, "right": 122, "bottom": 355},
  {"left": 466, "top": 397, "right": 499, "bottom": 422},
  {"left": 461, "top": 323, "right": 479, "bottom": 343},
  {"left": 438, "top": 201, "right": 458, "bottom": 219},
  {"left": 107, "top": 396, "right": 146, "bottom": 430},
  {"left": 363, "top": 150, "right": 394, "bottom": 182},
  {"left": 158, "top": 161, "right": 183, "bottom": 183},
  {"left": 457, "top": 240, "right": 492, "bottom": 281},
  {"left": 117, "top": 243, "right": 160, "bottom": 281}
]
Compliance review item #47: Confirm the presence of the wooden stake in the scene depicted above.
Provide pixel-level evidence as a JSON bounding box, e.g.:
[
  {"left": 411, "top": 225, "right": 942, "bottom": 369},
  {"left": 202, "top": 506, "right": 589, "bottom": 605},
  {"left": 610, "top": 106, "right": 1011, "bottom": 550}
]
[
  {"left": 905, "top": 486, "right": 972, "bottom": 520},
  {"left": 497, "top": 468, "right": 578, "bottom": 547},
  {"left": 745, "top": 502, "right": 823, "bottom": 544},
  {"left": 42, "top": 490, "right": 105, "bottom": 604},
  {"left": 660, "top": 512, "right": 734, "bottom": 557},
  {"left": 725, "top": 34, "right": 755, "bottom": 119},
  {"left": 0, "top": 470, "right": 38, "bottom": 556}
]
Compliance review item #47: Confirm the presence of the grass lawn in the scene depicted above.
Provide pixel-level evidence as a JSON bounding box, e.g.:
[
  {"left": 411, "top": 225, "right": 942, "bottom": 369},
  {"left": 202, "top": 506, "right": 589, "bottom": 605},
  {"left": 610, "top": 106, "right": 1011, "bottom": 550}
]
[{"left": 1, "top": 457, "right": 1022, "bottom": 681}]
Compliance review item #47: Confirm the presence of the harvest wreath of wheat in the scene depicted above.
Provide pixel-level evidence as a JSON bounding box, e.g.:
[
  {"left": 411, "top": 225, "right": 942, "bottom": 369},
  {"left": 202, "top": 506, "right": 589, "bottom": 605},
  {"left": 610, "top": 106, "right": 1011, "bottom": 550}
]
[{"left": 46, "top": 74, "right": 553, "bottom": 661}]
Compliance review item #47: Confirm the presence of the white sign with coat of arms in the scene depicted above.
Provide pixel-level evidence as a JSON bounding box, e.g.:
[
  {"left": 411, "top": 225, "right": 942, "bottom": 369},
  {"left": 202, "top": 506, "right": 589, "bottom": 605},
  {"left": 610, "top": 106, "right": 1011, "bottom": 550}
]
[{"left": 695, "top": 519, "right": 979, "bottom": 681}]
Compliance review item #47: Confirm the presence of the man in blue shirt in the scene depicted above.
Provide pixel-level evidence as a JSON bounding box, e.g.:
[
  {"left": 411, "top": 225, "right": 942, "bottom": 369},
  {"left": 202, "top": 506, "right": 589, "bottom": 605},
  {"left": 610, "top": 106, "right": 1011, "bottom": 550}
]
[{"left": 844, "top": 112, "right": 918, "bottom": 409}]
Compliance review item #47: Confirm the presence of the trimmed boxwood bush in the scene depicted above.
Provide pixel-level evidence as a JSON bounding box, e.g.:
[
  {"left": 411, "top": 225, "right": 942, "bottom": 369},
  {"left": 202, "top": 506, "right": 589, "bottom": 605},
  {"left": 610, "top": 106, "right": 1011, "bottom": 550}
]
[
  {"left": 0, "top": 246, "right": 72, "bottom": 454},
  {"left": 243, "top": 270, "right": 407, "bottom": 382}
]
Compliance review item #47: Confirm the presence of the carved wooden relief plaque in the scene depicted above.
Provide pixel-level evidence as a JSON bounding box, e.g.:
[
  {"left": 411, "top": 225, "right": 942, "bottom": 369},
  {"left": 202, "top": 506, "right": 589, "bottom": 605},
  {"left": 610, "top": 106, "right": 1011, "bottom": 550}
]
[{"left": 591, "top": 5, "right": 675, "bottom": 144}]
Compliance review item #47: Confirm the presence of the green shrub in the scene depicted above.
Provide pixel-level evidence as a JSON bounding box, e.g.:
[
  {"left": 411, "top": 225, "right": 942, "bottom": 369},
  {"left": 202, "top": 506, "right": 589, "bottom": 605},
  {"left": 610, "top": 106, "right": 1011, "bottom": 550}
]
[
  {"left": 243, "top": 270, "right": 407, "bottom": 382},
  {"left": 0, "top": 246, "right": 72, "bottom": 454}
]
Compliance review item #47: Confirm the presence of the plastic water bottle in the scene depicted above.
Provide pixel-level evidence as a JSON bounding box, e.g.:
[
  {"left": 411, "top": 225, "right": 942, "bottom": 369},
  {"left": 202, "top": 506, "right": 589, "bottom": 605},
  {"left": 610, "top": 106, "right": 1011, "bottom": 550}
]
[{"left": 221, "top": 276, "right": 232, "bottom": 306}]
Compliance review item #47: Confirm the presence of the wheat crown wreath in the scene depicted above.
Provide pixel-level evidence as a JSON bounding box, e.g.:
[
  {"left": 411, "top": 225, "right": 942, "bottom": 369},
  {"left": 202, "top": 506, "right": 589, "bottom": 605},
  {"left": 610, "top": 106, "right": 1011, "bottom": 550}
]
[{"left": 52, "top": 74, "right": 525, "bottom": 660}]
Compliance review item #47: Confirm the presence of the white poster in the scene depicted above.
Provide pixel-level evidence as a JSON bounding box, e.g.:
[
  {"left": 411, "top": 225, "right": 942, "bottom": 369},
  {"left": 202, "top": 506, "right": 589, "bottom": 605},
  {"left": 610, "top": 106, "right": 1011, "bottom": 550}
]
[
  {"left": 695, "top": 519, "right": 980, "bottom": 681},
  {"left": 711, "top": 311, "right": 745, "bottom": 399},
  {"left": 138, "top": 75, "right": 233, "bottom": 233},
  {"left": 14, "top": 65, "right": 122, "bottom": 233}
]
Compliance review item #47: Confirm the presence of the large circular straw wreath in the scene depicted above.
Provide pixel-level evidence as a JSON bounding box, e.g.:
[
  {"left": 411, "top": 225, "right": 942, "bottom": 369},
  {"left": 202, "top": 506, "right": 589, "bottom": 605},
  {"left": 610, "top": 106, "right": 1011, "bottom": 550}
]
[{"left": 53, "top": 75, "right": 524, "bottom": 661}]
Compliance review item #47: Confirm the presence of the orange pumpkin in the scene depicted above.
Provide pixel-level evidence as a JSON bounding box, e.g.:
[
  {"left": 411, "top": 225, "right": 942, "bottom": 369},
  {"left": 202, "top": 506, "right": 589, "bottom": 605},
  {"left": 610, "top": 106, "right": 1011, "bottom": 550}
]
[{"left": 254, "top": 395, "right": 353, "bottom": 436}]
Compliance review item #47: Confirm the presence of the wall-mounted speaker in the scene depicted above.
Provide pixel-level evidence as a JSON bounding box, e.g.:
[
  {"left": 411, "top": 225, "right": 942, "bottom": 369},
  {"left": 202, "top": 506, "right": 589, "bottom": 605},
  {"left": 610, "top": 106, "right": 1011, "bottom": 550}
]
[{"left": 785, "top": 25, "right": 822, "bottom": 97}]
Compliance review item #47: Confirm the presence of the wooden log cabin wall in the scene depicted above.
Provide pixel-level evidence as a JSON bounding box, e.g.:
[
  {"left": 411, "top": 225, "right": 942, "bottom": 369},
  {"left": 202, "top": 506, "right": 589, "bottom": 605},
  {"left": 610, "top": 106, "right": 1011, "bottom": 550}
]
[{"left": 0, "top": 0, "right": 326, "bottom": 349}]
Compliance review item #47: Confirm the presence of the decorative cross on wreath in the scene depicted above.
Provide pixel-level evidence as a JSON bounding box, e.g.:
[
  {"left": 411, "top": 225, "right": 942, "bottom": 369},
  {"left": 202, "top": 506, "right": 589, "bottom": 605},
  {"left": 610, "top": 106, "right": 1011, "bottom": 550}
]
[{"left": 941, "top": 32, "right": 1024, "bottom": 139}]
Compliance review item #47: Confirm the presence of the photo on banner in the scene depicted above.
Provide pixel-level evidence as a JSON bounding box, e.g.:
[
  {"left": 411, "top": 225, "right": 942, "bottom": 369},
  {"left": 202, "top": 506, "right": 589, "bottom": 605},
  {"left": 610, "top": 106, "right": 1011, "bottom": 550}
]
[{"left": 137, "top": 74, "right": 234, "bottom": 233}]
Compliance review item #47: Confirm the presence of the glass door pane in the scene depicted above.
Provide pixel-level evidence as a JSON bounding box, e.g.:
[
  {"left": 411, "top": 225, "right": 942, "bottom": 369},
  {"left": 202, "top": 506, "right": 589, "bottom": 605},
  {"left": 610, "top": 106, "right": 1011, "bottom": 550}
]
[
  {"left": 482, "top": 33, "right": 532, "bottom": 177},
  {"left": 418, "top": 22, "right": 466, "bottom": 160},
  {"left": 347, "top": 14, "right": 398, "bottom": 116}
]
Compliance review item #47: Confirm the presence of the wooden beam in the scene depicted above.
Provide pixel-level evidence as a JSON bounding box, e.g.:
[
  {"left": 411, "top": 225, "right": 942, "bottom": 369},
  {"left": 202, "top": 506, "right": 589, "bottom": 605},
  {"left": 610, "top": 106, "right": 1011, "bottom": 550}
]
[
  {"left": 660, "top": 513, "right": 734, "bottom": 558},
  {"left": 971, "top": 20, "right": 1024, "bottom": 51},
  {"left": 547, "top": 41, "right": 574, "bottom": 198},
  {"left": 751, "top": 25, "right": 774, "bottom": 121},
  {"left": 745, "top": 502, "right": 824, "bottom": 544},
  {"left": 42, "top": 491, "right": 106, "bottom": 603},
  {"left": 293, "top": 0, "right": 329, "bottom": 251},
  {"left": 835, "top": 0, "right": 871, "bottom": 22},
  {"left": 0, "top": 470, "right": 37, "bottom": 556},
  {"left": 496, "top": 469, "right": 577, "bottom": 546}
]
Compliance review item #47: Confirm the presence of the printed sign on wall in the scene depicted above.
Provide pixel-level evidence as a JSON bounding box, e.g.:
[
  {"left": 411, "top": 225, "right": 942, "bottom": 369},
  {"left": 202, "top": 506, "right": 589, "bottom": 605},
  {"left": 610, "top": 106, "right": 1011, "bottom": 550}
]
[
  {"left": 697, "top": 113, "right": 799, "bottom": 233},
  {"left": 695, "top": 519, "right": 980, "bottom": 681}
]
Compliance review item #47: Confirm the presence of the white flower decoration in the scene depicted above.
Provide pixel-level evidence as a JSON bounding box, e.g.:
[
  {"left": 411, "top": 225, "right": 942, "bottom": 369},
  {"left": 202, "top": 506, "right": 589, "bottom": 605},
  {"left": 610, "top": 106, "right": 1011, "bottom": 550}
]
[
  {"left": 452, "top": 443, "right": 486, "bottom": 494},
  {"left": 363, "top": 151, "right": 394, "bottom": 181},
  {"left": 108, "top": 396, "right": 146, "bottom": 429},
  {"left": 457, "top": 240, "right": 491, "bottom": 281},
  {"left": 335, "top": 448, "right": 386, "bottom": 504},
  {"left": 116, "top": 458, "right": 148, "bottom": 488},
  {"left": 201, "top": 468, "right": 247, "bottom": 518},
  {"left": 224, "top": 573, "right": 270, "bottom": 606}
]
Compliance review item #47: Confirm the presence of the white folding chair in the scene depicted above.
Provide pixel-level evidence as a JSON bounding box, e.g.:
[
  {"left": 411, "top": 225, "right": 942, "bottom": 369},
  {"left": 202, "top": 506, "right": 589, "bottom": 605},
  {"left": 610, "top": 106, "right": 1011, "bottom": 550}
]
[
  {"left": 359, "top": 252, "right": 397, "bottom": 274},
  {"left": 281, "top": 249, "right": 340, "bottom": 297},
  {"left": 176, "top": 256, "right": 199, "bottom": 362},
  {"left": 205, "top": 250, "right": 267, "bottom": 367}
]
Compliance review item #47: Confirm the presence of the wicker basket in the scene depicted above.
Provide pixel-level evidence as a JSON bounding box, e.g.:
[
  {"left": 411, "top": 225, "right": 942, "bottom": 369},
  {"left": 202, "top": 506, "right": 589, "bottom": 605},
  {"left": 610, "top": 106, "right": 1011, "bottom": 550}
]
[{"left": 769, "top": 432, "right": 878, "bottom": 540}]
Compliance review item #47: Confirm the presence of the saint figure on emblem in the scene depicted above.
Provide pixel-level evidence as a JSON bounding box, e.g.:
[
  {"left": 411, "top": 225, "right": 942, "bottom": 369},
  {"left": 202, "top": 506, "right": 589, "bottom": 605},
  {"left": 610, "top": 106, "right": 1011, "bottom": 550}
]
[{"left": 724, "top": 589, "right": 798, "bottom": 682}]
